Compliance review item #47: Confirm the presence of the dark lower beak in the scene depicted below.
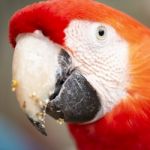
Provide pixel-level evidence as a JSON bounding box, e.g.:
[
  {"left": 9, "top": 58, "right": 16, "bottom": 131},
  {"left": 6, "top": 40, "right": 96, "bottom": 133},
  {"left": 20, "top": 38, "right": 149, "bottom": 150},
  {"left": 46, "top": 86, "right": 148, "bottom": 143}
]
[{"left": 46, "top": 51, "right": 101, "bottom": 123}]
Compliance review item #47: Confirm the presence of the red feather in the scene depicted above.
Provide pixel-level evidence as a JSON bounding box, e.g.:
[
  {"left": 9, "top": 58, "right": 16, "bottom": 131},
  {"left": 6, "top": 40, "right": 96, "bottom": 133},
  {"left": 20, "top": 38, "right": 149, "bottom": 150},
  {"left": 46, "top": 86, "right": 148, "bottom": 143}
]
[{"left": 9, "top": 0, "right": 150, "bottom": 149}]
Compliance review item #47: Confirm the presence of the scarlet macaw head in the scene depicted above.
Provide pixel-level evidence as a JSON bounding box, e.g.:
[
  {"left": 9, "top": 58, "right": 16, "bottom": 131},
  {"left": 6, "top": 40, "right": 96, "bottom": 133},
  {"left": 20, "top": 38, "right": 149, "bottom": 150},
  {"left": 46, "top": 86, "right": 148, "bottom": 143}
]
[{"left": 9, "top": 0, "right": 150, "bottom": 135}]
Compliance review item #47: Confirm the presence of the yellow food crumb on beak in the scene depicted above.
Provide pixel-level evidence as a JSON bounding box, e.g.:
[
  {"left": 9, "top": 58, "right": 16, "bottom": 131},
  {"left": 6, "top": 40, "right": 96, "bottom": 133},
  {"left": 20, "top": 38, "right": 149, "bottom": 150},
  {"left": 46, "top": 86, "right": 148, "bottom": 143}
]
[
  {"left": 57, "top": 118, "right": 64, "bottom": 125},
  {"left": 30, "top": 92, "right": 46, "bottom": 108},
  {"left": 30, "top": 92, "right": 39, "bottom": 102},
  {"left": 21, "top": 101, "right": 26, "bottom": 109},
  {"left": 36, "top": 112, "right": 45, "bottom": 121},
  {"left": 11, "top": 80, "right": 18, "bottom": 92}
]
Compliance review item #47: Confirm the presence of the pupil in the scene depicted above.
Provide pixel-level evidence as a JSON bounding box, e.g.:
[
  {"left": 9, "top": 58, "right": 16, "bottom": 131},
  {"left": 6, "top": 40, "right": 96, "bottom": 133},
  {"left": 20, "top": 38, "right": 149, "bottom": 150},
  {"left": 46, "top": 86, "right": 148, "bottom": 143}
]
[{"left": 99, "top": 30, "right": 105, "bottom": 36}]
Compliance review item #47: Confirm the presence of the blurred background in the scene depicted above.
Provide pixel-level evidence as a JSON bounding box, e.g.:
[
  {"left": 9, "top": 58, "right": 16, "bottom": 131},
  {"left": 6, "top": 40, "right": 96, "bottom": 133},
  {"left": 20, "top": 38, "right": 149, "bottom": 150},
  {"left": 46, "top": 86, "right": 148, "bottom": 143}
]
[{"left": 0, "top": 0, "right": 150, "bottom": 150}]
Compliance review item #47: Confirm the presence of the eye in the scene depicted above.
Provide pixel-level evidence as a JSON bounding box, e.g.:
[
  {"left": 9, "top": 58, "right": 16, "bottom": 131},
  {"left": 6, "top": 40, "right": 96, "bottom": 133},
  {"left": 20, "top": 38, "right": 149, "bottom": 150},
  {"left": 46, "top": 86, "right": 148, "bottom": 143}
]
[{"left": 96, "top": 25, "right": 107, "bottom": 40}]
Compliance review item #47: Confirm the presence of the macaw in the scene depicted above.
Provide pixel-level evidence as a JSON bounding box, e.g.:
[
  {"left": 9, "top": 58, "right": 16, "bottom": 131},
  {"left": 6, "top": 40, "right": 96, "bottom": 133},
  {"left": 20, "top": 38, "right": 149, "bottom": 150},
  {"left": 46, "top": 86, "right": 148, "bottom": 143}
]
[{"left": 9, "top": 0, "right": 150, "bottom": 149}]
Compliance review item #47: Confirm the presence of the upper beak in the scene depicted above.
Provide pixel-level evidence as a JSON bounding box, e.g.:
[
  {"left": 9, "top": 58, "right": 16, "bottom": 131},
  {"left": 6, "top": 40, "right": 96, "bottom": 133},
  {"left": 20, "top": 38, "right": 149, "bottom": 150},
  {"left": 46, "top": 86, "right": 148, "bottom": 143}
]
[
  {"left": 12, "top": 30, "right": 62, "bottom": 135},
  {"left": 12, "top": 30, "right": 101, "bottom": 135}
]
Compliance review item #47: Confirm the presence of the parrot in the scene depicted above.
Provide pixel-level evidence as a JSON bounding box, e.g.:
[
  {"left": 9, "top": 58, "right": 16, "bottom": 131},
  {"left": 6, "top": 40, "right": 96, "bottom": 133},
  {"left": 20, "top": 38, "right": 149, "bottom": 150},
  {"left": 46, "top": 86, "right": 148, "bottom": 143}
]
[{"left": 9, "top": 0, "right": 150, "bottom": 149}]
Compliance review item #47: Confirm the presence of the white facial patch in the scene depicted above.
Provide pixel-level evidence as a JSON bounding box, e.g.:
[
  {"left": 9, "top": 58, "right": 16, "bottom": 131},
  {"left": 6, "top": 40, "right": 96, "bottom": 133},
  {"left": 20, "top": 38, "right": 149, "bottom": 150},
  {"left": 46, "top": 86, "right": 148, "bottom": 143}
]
[
  {"left": 64, "top": 20, "right": 129, "bottom": 121},
  {"left": 13, "top": 30, "right": 61, "bottom": 124}
]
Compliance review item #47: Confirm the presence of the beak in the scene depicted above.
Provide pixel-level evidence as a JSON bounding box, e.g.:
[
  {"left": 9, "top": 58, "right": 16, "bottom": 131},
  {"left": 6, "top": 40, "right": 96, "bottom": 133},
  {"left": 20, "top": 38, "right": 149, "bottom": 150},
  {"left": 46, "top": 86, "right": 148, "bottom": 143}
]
[{"left": 12, "top": 30, "right": 101, "bottom": 135}]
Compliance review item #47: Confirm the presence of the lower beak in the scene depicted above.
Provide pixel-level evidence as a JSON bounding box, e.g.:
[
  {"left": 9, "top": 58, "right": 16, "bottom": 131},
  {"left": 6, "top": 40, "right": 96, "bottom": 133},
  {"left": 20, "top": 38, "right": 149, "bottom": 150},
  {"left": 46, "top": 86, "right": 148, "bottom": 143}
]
[
  {"left": 46, "top": 69, "right": 100, "bottom": 123},
  {"left": 12, "top": 30, "right": 101, "bottom": 135}
]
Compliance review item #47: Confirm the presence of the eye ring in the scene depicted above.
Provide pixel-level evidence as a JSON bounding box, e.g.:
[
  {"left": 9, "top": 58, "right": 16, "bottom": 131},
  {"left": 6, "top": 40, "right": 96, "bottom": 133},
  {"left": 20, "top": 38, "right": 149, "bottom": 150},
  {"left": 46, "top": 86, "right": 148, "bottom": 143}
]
[{"left": 96, "top": 25, "right": 107, "bottom": 40}]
